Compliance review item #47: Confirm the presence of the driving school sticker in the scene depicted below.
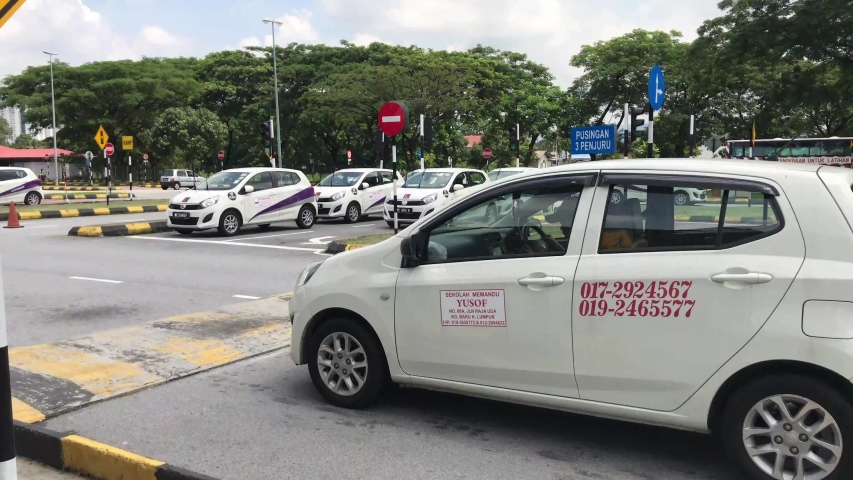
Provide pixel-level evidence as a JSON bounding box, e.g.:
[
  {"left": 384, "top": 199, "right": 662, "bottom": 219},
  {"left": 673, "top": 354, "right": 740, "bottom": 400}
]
[
  {"left": 440, "top": 289, "right": 507, "bottom": 327},
  {"left": 254, "top": 196, "right": 272, "bottom": 208}
]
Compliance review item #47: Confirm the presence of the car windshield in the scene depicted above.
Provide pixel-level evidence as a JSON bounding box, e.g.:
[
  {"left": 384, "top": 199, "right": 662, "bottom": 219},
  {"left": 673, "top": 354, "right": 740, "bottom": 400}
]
[
  {"left": 319, "top": 172, "right": 362, "bottom": 187},
  {"left": 161, "top": 170, "right": 174, "bottom": 176},
  {"left": 404, "top": 172, "right": 453, "bottom": 189},
  {"left": 193, "top": 171, "right": 250, "bottom": 191},
  {"left": 488, "top": 170, "right": 524, "bottom": 181}
]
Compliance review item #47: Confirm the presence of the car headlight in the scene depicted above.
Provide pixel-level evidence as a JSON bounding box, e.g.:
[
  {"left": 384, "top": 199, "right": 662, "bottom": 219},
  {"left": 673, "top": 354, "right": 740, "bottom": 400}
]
[
  {"left": 200, "top": 196, "right": 220, "bottom": 208},
  {"left": 423, "top": 193, "right": 438, "bottom": 205},
  {"left": 332, "top": 191, "right": 346, "bottom": 201},
  {"left": 295, "top": 260, "right": 324, "bottom": 289}
]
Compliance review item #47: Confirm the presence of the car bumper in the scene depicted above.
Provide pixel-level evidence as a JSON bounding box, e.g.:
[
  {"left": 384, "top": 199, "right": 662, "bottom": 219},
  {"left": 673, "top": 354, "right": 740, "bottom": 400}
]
[
  {"left": 383, "top": 203, "right": 438, "bottom": 224},
  {"left": 316, "top": 200, "right": 346, "bottom": 219},
  {"left": 166, "top": 208, "right": 218, "bottom": 230},
  {"left": 289, "top": 287, "right": 310, "bottom": 365}
]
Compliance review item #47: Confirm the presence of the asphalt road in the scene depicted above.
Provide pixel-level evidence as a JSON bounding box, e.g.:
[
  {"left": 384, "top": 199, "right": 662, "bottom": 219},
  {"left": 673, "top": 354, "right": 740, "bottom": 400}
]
[
  {"left": 0, "top": 211, "right": 388, "bottom": 347},
  {"left": 44, "top": 349, "right": 745, "bottom": 480}
]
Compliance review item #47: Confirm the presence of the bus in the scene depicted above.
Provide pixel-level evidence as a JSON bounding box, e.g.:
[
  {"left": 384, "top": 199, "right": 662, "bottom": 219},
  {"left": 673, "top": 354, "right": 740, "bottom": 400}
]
[{"left": 727, "top": 137, "right": 853, "bottom": 165}]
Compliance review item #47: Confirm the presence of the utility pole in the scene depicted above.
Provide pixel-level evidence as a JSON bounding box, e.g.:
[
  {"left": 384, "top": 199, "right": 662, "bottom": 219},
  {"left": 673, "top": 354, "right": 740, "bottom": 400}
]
[
  {"left": 263, "top": 18, "right": 284, "bottom": 168},
  {"left": 689, "top": 115, "right": 696, "bottom": 157},
  {"left": 44, "top": 51, "right": 59, "bottom": 187},
  {"left": 647, "top": 104, "right": 655, "bottom": 158},
  {"left": 419, "top": 114, "right": 425, "bottom": 171}
]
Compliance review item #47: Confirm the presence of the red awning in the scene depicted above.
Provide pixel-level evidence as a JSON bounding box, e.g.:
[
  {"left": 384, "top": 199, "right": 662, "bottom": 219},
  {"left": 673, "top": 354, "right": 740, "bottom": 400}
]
[{"left": 0, "top": 146, "right": 76, "bottom": 159}]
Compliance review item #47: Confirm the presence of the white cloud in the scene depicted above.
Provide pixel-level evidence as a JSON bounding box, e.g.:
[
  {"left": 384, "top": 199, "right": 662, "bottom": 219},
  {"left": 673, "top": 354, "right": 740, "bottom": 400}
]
[
  {"left": 0, "top": 0, "right": 191, "bottom": 79},
  {"left": 352, "top": 33, "right": 383, "bottom": 46},
  {"left": 320, "top": 0, "right": 724, "bottom": 86}
]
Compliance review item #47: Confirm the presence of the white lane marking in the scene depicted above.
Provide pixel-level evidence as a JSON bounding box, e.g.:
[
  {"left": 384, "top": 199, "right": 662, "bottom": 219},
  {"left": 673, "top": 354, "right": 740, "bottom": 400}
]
[
  {"left": 302, "top": 236, "right": 336, "bottom": 245},
  {"left": 222, "top": 230, "right": 313, "bottom": 242},
  {"left": 233, "top": 295, "right": 262, "bottom": 300},
  {"left": 352, "top": 224, "right": 375, "bottom": 228},
  {"left": 129, "top": 236, "right": 323, "bottom": 252},
  {"left": 18, "top": 224, "right": 60, "bottom": 229},
  {"left": 69, "top": 276, "right": 123, "bottom": 284}
]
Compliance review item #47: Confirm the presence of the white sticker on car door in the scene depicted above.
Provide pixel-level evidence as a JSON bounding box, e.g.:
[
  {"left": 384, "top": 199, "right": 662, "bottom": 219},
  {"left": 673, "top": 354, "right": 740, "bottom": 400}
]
[
  {"left": 440, "top": 289, "right": 507, "bottom": 327},
  {"left": 254, "top": 196, "right": 272, "bottom": 208}
]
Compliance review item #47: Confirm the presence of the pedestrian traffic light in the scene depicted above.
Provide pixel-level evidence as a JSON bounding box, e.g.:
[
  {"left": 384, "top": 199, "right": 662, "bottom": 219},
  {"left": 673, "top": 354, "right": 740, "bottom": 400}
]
[
  {"left": 259, "top": 120, "right": 273, "bottom": 147},
  {"left": 629, "top": 106, "right": 647, "bottom": 142},
  {"left": 423, "top": 117, "right": 435, "bottom": 150},
  {"left": 509, "top": 126, "right": 519, "bottom": 152}
]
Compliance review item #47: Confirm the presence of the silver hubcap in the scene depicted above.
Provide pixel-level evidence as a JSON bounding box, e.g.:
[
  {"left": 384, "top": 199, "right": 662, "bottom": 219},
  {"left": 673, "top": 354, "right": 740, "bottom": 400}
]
[
  {"left": 224, "top": 215, "right": 238, "bottom": 233},
  {"left": 743, "top": 394, "right": 842, "bottom": 479},
  {"left": 27, "top": 194, "right": 38, "bottom": 205},
  {"left": 302, "top": 209, "right": 313, "bottom": 225},
  {"left": 611, "top": 192, "right": 621, "bottom": 203},
  {"left": 317, "top": 332, "right": 367, "bottom": 396},
  {"left": 349, "top": 206, "right": 358, "bottom": 220},
  {"left": 675, "top": 193, "right": 688, "bottom": 205}
]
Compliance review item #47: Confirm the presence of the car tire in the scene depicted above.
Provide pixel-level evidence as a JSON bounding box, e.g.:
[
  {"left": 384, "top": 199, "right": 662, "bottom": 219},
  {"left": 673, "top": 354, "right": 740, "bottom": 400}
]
[
  {"left": 161, "top": 186, "right": 168, "bottom": 190},
  {"left": 720, "top": 374, "right": 853, "bottom": 480},
  {"left": 345, "top": 202, "right": 361, "bottom": 224},
  {"left": 258, "top": 224, "right": 272, "bottom": 230},
  {"left": 175, "top": 229, "right": 193, "bottom": 235},
  {"left": 386, "top": 220, "right": 395, "bottom": 228},
  {"left": 296, "top": 205, "right": 315, "bottom": 229},
  {"left": 174, "top": 182, "right": 181, "bottom": 190},
  {"left": 674, "top": 190, "right": 691, "bottom": 206},
  {"left": 610, "top": 189, "right": 624, "bottom": 204},
  {"left": 217, "top": 210, "right": 241, "bottom": 236},
  {"left": 24, "top": 192, "right": 41, "bottom": 206},
  {"left": 307, "top": 318, "right": 387, "bottom": 409}
]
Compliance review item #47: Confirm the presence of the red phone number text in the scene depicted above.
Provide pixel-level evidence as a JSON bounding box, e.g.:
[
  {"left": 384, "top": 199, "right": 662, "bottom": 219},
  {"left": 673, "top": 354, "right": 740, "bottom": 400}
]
[
  {"left": 580, "top": 281, "right": 693, "bottom": 300},
  {"left": 578, "top": 298, "right": 695, "bottom": 318}
]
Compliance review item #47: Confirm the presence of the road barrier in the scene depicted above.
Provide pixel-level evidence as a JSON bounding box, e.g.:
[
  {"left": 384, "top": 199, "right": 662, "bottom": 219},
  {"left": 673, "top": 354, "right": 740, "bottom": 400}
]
[
  {"left": 68, "top": 220, "right": 170, "bottom": 237},
  {"left": 325, "top": 240, "right": 367, "bottom": 254},
  {"left": 45, "top": 193, "right": 134, "bottom": 200},
  {"left": 0, "top": 204, "right": 167, "bottom": 222}
]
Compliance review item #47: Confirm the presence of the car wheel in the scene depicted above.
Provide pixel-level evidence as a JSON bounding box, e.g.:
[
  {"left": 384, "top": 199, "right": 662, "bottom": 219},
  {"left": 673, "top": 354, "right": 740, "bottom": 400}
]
[
  {"left": 307, "top": 318, "right": 387, "bottom": 409},
  {"left": 175, "top": 229, "right": 193, "bottom": 235},
  {"left": 217, "top": 210, "right": 241, "bottom": 236},
  {"left": 345, "top": 203, "right": 361, "bottom": 224},
  {"left": 258, "top": 224, "right": 272, "bottom": 230},
  {"left": 174, "top": 182, "right": 181, "bottom": 190},
  {"left": 485, "top": 203, "right": 498, "bottom": 223},
  {"left": 296, "top": 205, "right": 315, "bottom": 229},
  {"left": 674, "top": 190, "right": 691, "bottom": 206},
  {"left": 720, "top": 374, "right": 853, "bottom": 480},
  {"left": 610, "top": 190, "right": 623, "bottom": 204},
  {"left": 25, "top": 192, "right": 41, "bottom": 206},
  {"left": 386, "top": 220, "right": 395, "bottom": 228},
  {"left": 161, "top": 186, "right": 168, "bottom": 190}
]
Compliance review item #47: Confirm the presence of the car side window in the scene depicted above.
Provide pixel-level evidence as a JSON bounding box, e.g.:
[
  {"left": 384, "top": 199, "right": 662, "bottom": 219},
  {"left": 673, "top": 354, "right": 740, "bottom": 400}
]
[
  {"left": 363, "top": 172, "right": 381, "bottom": 187},
  {"left": 469, "top": 172, "right": 486, "bottom": 185},
  {"left": 246, "top": 172, "right": 274, "bottom": 191},
  {"left": 381, "top": 172, "right": 394, "bottom": 184},
  {"left": 0, "top": 171, "right": 16, "bottom": 181},
  {"left": 452, "top": 173, "right": 468, "bottom": 188},
  {"left": 15, "top": 170, "right": 27, "bottom": 178},
  {"left": 289, "top": 172, "right": 301, "bottom": 185},
  {"left": 422, "top": 182, "right": 586, "bottom": 263},
  {"left": 599, "top": 181, "right": 782, "bottom": 253},
  {"left": 274, "top": 172, "right": 294, "bottom": 187}
]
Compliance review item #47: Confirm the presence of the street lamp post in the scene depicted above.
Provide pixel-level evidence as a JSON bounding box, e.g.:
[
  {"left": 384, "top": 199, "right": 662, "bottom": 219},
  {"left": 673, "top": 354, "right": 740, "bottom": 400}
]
[
  {"left": 262, "top": 18, "right": 284, "bottom": 168},
  {"left": 44, "top": 51, "right": 59, "bottom": 187}
]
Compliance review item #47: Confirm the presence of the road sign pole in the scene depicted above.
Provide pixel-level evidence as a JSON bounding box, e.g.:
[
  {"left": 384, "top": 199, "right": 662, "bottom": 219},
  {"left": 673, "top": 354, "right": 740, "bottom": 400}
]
[
  {"left": 107, "top": 157, "right": 111, "bottom": 207},
  {"left": 689, "top": 115, "right": 695, "bottom": 158},
  {"left": 128, "top": 156, "right": 133, "bottom": 202},
  {"left": 0, "top": 252, "right": 17, "bottom": 480},
  {"left": 420, "top": 114, "right": 425, "bottom": 171},
  {"left": 648, "top": 105, "right": 655, "bottom": 158},
  {"left": 624, "top": 103, "right": 631, "bottom": 158},
  {"left": 392, "top": 138, "right": 398, "bottom": 235}
]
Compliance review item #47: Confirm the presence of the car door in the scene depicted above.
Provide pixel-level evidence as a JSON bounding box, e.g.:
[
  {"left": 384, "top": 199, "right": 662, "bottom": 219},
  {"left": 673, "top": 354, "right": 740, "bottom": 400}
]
[
  {"left": 242, "top": 171, "right": 279, "bottom": 224},
  {"left": 395, "top": 173, "right": 596, "bottom": 397},
  {"left": 571, "top": 172, "right": 805, "bottom": 411},
  {"left": 271, "top": 171, "right": 302, "bottom": 221},
  {"left": 0, "top": 170, "right": 22, "bottom": 203},
  {"left": 360, "top": 172, "right": 385, "bottom": 214}
]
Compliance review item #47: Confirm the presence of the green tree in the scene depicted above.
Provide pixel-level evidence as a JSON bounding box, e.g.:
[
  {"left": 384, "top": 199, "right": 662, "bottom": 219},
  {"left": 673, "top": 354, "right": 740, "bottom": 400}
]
[
  {"left": 140, "top": 107, "right": 228, "bottom": 175},
  {"left": 10, "top": 133, "right": 48, "bottom": 149},
  {"left": 0, "top": 117, "right": 11, "bottom": 145}
]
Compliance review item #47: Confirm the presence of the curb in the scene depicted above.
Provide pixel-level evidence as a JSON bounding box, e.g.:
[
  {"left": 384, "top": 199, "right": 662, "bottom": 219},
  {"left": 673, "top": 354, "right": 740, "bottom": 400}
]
[
  {"left": 69, "top": 220, "right": 170, "bottom": 237},
  {"left": 43, "top": 187, "right": 116, "bottom": 191},
  {"left": 325, "top": 241, "right": 365, "bottom": 254},
  {"left": 46, "top": 193, "right": 134, "bottom": 200},
  {"left": 0, "top": 204, "right": 167, "bottom": 222},
  {"left": 14, "top": 421, "right": 218, "bottom": 480}
]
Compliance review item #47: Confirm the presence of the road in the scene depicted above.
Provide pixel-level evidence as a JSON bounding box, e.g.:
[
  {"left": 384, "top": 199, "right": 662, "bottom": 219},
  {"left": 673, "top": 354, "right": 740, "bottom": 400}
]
[{"left": 0, "top": 211, "right": 387, "bottom": 347}]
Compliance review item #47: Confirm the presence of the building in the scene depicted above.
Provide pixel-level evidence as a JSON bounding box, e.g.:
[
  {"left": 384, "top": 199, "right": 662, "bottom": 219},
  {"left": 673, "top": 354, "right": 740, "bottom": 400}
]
[
  {"left": 0, "top": 145, "right": 79, "bottom": 179},
  {"left": 0, "top": 106, "right": 57, "bottom": 142}
]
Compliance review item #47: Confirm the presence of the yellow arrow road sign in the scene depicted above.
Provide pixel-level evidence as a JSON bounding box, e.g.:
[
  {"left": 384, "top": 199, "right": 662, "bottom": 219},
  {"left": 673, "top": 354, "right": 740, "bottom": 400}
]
[
  {"left": 94, "top": 125, "right": 109, "bottom": 149},
  {"left": 0, "top": 0, "right": 28, "bottom": 30}
]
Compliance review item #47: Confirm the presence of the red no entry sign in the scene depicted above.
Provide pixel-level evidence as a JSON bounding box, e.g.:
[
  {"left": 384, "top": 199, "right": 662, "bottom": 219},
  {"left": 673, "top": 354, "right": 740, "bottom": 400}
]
[
  {"left": 104, "top": 143, "right": 115, "bottom": 156},
  {"left": 142, "top": 153, "right": 149, "bottom": 161},
  {"left": 378, "top": 101, "right": 409, "bottom": 137},
  {"left": 218, "top": 151, "right": 225, "bottom": 160},
  {"left": 347, "top": 150, "right": 352, "bottom": 159},
  {"left": 483, "top": 148, "right": 493, "bottom": 159}
]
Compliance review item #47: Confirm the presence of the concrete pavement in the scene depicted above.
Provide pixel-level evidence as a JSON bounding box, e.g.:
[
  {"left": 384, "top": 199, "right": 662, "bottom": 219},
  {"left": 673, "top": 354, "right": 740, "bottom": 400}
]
[{"left": 17, "top": 459, "right": 78, "bottom": 479}]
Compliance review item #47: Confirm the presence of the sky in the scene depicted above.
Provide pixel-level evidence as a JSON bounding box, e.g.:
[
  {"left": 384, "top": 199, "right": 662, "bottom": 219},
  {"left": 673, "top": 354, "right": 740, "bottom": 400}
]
[{"left": 0, "top": 0, "right": 724, "bottom": 87}]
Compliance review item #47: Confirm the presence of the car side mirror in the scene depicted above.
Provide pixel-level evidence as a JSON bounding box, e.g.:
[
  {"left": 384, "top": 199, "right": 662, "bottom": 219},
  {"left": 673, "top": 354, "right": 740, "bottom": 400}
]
[
  {"left": 242, "top": 185, "right": 255, "bottom": 194},
  {"left": 452, "top": 184, "right": 464, "bottom": 192},
  {"left": 361, "top": 182, "right": 370, "bottom": 190},
  {"left": 401, "top": 232, "right": 426, "bottom": 268}
]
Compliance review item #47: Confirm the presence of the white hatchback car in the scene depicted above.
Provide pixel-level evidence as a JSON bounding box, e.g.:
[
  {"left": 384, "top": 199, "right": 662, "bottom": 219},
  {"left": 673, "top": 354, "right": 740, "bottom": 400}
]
[
  {"left": 167, "top": 168, "right": 316, "bottom": 236},
  {"left": 0, "top": 167, "right": 42, "bottom": 205},
  {"left": 290, "top": 159, "right": 853, "bottom": 480},
  {"left": 487, "top": 167, "right": 537, "bottom": 182},
  {"left": 383, "top": 168, "right": 489, "bottom": 228},
  {"left": 314, "top": 169, "right": 402, "bottom": 223}
]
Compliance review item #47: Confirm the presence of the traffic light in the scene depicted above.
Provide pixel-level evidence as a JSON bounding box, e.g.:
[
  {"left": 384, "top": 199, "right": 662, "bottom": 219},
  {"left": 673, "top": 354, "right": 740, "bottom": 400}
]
[
  {"left": 629, "top": 106, "right": 647, "bottom": 142},
  {"left": 509, "top": 125, "right": 519, "bottom": 152},
  {"left": 423, "top": 117, "right": 435, "bottom": 150},
  {"left": 373, "top": 130, "right": 384, "bottom": 156},
  {"left": 259, "top": 120, "right": 273, "bottom": 146}
]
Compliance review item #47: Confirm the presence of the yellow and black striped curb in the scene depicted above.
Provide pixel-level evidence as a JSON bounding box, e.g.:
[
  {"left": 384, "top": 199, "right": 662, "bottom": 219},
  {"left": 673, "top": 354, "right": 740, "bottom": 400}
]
[
  {"left": 69, "top": 220, "right": 170, "bottom": 237},
  {"left": 46, "top": 193, "right": 134, "bottom": 200},
  {"left": 0, "top": 204, "right": 167, "bottom": 222},
  {"left": 10, "top": 294, "right": 292, "bottom": 423},
  {"left": 15, "top": 421, "right": 218, "bottom": 480},
  {"left": 43, "top": 186, "right": 119, "bottom": 191},
  {"left": 325, "top": 241, "right": 367, "bottom": 254}
]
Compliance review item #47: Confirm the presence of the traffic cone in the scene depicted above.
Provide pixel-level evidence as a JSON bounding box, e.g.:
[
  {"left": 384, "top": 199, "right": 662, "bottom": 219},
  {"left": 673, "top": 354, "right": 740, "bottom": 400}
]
[{"left": 5, "top": 201, "right": 23, "bottom": 228}]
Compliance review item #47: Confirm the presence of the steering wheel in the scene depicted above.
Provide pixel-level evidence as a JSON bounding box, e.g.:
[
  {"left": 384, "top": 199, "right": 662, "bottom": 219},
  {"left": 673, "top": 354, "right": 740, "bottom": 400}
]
[{"left": 521, "top": 225, "right": 564, "bottom": 253}]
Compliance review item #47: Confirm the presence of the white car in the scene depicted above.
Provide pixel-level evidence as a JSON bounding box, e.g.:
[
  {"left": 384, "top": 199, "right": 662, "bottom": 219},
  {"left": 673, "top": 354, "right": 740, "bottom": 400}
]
[
  {"left": 314, "top": 169, "right": 402, "bottom": 223},
  {"left": 0, "top": 167, "right": 42, "bottom": 205},
  {"left": 160, "top": 169, "right": 205, "bottom": 190},
  {"left": 610, "top": 184, "right": 707, "bottom": 205},
  {"left": 290, "top": 158, "right": 853, "bottom": 480},
  {"left": 383, "top": 168, "right": 489, "bottom": 228},
  {"left": 487, "top": 167, "right": 537, "bottom": 182},
  {"left": 167, "top": 168, "right": 316, "bottom": 236}
]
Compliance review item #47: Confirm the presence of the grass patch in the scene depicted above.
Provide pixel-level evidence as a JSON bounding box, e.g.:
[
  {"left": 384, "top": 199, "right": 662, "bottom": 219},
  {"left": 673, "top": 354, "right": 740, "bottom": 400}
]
[
  {"left": 337, "top": 233, "right": 393, "bottom": 246},
  {"left": 675, "top": 204, "right": 776, "bottom": 220},
  {"left": 0, "top": 199, "right": 168, "bottom": 213}
]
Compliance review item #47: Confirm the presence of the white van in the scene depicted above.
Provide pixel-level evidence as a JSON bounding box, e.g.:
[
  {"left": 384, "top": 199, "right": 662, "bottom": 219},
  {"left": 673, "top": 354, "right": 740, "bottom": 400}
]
[
  {"left": 383, "top": 168, "right": 489, "bottom": 227},
  {"left": 0, "top": 167, "right": 42, "bottom": 205},
  {"left": 166, "top": 168, "right": 316, "bottom": 236},
  {"left": 314, "top": 169, "right": 403, "bottom": 223}
]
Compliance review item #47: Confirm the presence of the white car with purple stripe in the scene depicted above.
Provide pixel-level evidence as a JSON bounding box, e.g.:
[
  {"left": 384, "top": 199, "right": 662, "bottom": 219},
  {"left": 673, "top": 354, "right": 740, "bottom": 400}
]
[
  {"left": 167, "top": 168, "right": 316, "bottom": 236},
  {"left": 0, "top": 167, "right": 42, "bottom": 206},
  {"left": 314, "top": 168, "right": 402, "bottom": 223}
]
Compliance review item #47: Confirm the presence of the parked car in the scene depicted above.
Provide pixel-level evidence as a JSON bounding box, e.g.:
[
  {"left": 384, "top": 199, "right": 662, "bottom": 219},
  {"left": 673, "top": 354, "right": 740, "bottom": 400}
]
[
  {"left": 0, "top": 167, "right": 42, "bottom": 205},
  {"left": 160, "top": 169, "right": 204, "bottom": 190},
  {"left": 314, "top": 168, "right": 403, "bottom": 223},
  {"left": 383, "top": 168, "right": 489, "bottom": 228}
]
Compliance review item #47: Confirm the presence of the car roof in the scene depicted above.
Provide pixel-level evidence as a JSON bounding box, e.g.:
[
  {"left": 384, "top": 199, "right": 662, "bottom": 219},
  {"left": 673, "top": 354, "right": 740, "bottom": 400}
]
[
  {"left": 327, "top": 168, "right": 393, "bottom": 173},
  {"left": 412, "top": 168, "right": 483, "bottom": 173},
  {"left": 223, "top": 167, "right": 302, "bottom": 173},
  {"left": 490, "top": 167, "right": 533, "bottom": 172}
]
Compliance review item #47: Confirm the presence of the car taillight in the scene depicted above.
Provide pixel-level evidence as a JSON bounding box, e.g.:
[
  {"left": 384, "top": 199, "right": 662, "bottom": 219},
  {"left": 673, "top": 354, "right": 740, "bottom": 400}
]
[{"left": 171, "top": 177, "right": 175, "bottom": 181}]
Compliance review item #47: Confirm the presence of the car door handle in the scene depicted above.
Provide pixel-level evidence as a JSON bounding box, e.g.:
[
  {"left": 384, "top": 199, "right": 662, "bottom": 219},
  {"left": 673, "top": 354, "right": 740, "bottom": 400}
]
[
  {"left": 711, "top": 273, "right": 773, "bottom": 284},
  {"left": 518, "top": 276, "right": 565, "bottom": 287}
]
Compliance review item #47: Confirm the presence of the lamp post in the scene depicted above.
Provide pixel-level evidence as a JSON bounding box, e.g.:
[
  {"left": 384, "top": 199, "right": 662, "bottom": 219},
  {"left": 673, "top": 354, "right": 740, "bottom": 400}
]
[
  {"left": 44, "top": 51, "right": 59, "bottom": 187},
  {"left": 262, "top": 18, "right": 283, "bottom": 168}
]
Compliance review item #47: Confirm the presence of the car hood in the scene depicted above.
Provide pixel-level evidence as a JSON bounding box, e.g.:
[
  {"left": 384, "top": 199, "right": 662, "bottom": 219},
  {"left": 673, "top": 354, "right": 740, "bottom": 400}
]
[
  {"left": 313, "top": 186, "right": 353, "bottom": 198},
  {"left": 170, "top": 190, "right": 224, "bottom": 205},
  {"left": 394, "top": 187, "right": 444, "bottom": 202}
]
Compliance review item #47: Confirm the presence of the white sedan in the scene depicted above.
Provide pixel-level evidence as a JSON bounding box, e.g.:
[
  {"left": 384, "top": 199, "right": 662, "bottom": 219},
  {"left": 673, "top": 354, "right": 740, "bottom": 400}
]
[{"left": 290, "top": 158, "right": 853, "bottom": 480}]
